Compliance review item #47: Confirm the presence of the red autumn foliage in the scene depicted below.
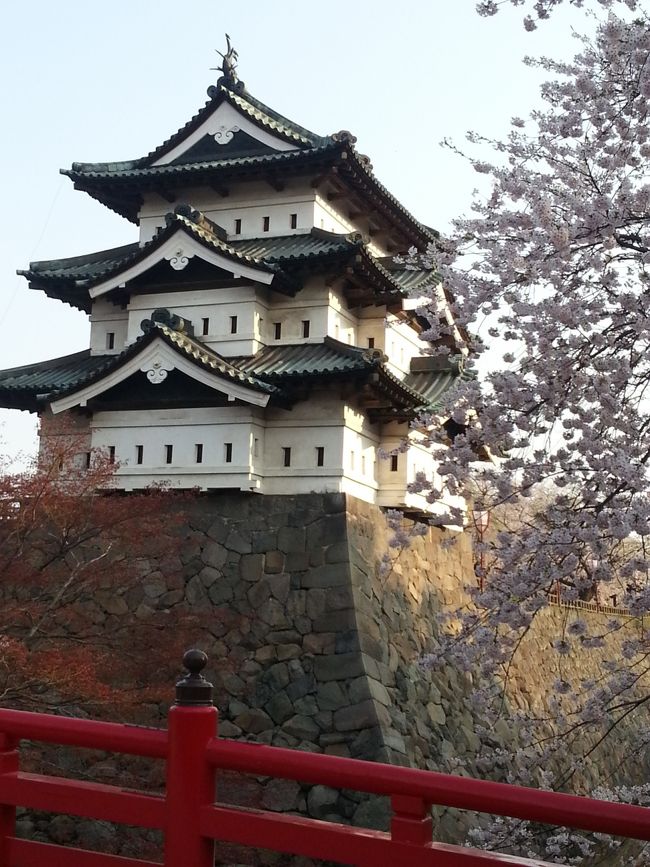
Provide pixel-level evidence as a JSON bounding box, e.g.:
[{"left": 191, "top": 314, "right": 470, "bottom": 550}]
[{"left": 0, "top": 424, "right": 198, "bottom": 713}]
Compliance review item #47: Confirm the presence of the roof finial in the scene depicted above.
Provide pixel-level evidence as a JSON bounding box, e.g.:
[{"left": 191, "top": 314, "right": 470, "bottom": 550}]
[{"left": 209, "top": 34, "right": 245, "bottom": 96}]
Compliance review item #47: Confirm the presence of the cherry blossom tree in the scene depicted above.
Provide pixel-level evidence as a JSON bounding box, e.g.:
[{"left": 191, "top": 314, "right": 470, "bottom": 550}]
[
  {"left": 476, "top": 0, "right": 637, "bottom": 30},
  {"left": 411, "top": 10, "right": 650, "bottom": 861}
]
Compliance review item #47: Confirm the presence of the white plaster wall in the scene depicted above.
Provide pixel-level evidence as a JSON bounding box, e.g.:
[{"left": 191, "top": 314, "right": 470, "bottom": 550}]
[
  {"left": 126, "top": 286, "right": 266, "bottom": 356},
  {"left": 89, "top": 300, "right": 129, "bottom": 355},
  {"left": 341, "top": 405, "right": 379, "bottom": 501},
  {"left": 90, "top": 407, "right": 265, "bottom": 491},
  {"left": 327, "top": 288, "right": 357, "bottom": 345},
  {"left": 139, "top": 185, "right": 333, "bottom": 244},
  {"left": 384, "top": 316, "right": 428, "bottom": 378},
  {"left": 265, "top": 279, "right": 331, "bottom": 344},
  {"left": 357, "top": 310, "right": 386, "bottom": 353}
]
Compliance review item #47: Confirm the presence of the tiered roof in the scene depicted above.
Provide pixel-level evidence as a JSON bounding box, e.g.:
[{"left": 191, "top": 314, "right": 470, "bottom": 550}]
[
  {"left": 0, "top": 324, "right": 464, "bottom": 419},
  {"left": 60, "top": 76, "right": 436, "bottom": 250},
  {"left": 21, "top": 209, "right": 439, "bottom": 313}
]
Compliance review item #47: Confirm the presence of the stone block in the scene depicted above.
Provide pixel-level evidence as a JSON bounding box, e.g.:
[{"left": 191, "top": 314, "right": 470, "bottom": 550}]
[
  {"left": 225, "top": 529, "right": 252, "bottom": 554},
  {"left": 265, "top": 691, "right": 294, "bottom": 724},
  {"left": 255, "top": 646, "right": 277, "bottom": 664},
  {"left": 202, "top": 540, "right": 227, "bottom": 570},
  {"left": 268, "top": 574, "right": 290, "bottom": 602},
  {"left": 206, "top": 516, "right": 229, "bottom": 543},
  {"left": 267, "top": 629, "right": 303, "bottom": 644},
  {"left": 261, "top": 778, "right": 301, "bottom": 812},
  {"left": 325, "top": 541, "right": 350, "bottom": 563},
  {"left": 333, "top": 699, "right": 383, "bottom": 732},
  {"left": 313, "top": 610, "right": 357, "bottom": 633},
  {"left": 307, "top": 785, "right": 339, "bottom": 819},
  {"left": 306, "top": 514, "right": 346, "bottom": 549},
  {"left": 276, "top": 643, "right": 301, "bottom": 661},
  {"left": 247, "top": 578, "right": 270, "bottom": 609},
  {"left": 326, "top": 586, "right": 355, "bottom": 611},
  {"left": 278, "top": 526, "right": 306, "bottom": 553},
  {"left": 258, "top": 598, "right": 289, "bottom": 628},
  {"left": 251, "top": 530, "right": 278, "bottom": 553},
  {"left": 159, "top": 589, "right": 184, "bottom": 606},
  {"left": 285, "top": 551, "right": 310, "bottom": 571},
  {"left": 284, "top": 714, "right": 320, "bottom": 741},
  {"left": 240, "top": 553, "right": 264, "bottom": 582},
  {"left": 335, "top": 630, "right": 360, "bottom": 654},
  {"left": 303, "top": 633, "right": 335, "bottom": 655},
  {"left": 427, "top": 701, "right": 446, "bottom": 726},
  {"left": 208, "top": 580, "right": 233, "bottom": 605},
  {"left": 317, "top": 680, "right": 346, "bottom": 711},
  {"left": 306, "top": 588, "right": 327, "bottom": 620},
  {"left": 234, "top": 708, "right": 273, "bottom": 734},
  {"left": 286, "top": 674, "right": 316, "bottom": 702},
  {"left": 302, "top": 563, "right": 350, "bottom": 589},
  {"left": 199, "top": 566, "right": 220, "bottom": 588},
  {"left": 264, "top": 550, "right": 284, "bottom": 574},
  {"left": 349, "top": 676, "right": 392, "bottom": 707},
  {"left": 314, "top": 652, "right": 366, "bottom": 682},
  {"left": 266, "top": 662, "right": 290, "bottom": 690}
]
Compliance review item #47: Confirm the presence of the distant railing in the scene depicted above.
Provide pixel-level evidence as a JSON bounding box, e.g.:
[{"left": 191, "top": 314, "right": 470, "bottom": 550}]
[
  {"left": 548, "top": 592, "right": 634, "bottom": 618},
  {"left": 1, "top": 650, "right": 649, "bottom": 866}
]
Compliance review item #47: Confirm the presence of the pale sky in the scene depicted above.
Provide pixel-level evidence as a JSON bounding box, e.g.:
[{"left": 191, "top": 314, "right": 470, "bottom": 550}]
[{"left": 0, "top": 0, "right": 595, "bottom": 465}]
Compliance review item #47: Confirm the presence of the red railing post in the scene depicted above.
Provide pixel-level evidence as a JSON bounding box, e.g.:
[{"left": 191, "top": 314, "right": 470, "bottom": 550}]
[
  {"left": 390, "top": 794, "right": 433, "bottom": 846},
  {"left": 164, "top": 650, "right": 217, "bottom": 867},
  {"left": 0, "top": 732, "right": 18, "bottom": 864}
]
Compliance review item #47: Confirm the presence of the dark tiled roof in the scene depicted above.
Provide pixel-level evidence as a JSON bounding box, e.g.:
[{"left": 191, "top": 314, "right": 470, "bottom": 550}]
[
  {"left": 65, "top": 144, "right": 340, "bottom": 181},
  {"left": 20, "top": 223, "right": 367, "bottom": 311},
  {"left": 130, "top": 82, "right": 332, "bottom": 168},
  {"left": 229, "top": 231, "right": 359, "bottom": 262},
  {"left": 0, "top": 351, "right": 113, "bottom": 409},
  {"left": 232, "top": 338, "right": 383, "bottom": 378}
]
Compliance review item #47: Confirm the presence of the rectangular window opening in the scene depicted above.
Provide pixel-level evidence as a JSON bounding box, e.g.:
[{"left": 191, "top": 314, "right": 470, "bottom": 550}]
[
  {"left": 195, "top": 444, "right": 203, "bottom": 464},
  {"left": 202, "top": 317, "right": 209, "bottom": 336},
  {"left": 106, "top": 332, "right": 115, "bottom": 350},
  {"left": 84, "top": 452, "right": 91, "bottom": 470},
  {"left": 263, "top": 216, "right": 270, "bottom": 232},
  {"left": 361, "top": 455, "right": 366, "bottom": 475},
  {"left": 390, "top": 454, "right": 398, "bottom": 472},
  {"left": 367, "top": 337, "right": 375, "bottom": 349},
  {"left": 165, "top": 444, "right": 173, "bottom": 465},
  {"left": 302, "top": 320, "right": 310, "bottom": 339},
  {"left": 234, "top": 218, "right": 242, "bottom": 235},
  {"left": 136, "top": 445, "right": 144, "bottom": 465},
  {"left": 224, "top": 442, "right": 233, "bottom": 464},
  {"left": 274, "top": 322, "right": 282, "bottom": 340},
  {"left": 282, "top": 447, "right": 291, "bottom": 468},
  {"left": 290, "top": 213, "right": 298, "bottom": 229},
  {"left": 350, "top": 450, "right": 355, "bottom": 471},
  {"left": 316, "top": 446, "right": 325, "bottom": 467},
  {"left": 230, "top": 315, "right": 238, "bottom": 334},
  {"left": 108, "top": 446, "right": 116, "bottom": 464},
  {"left": 253, "top": 438, "right": 259, "bottom": 458}
]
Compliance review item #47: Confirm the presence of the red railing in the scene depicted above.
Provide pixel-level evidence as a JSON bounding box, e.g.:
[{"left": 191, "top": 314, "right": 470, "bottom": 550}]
[{"left": 0, "top": 650, "right": 648, "bottom": 866}]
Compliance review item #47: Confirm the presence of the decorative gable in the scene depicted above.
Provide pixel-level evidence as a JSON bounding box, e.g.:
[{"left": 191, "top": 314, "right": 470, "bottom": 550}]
[{"left": 151, "top": 100, "right": 299, "bottom": 166}]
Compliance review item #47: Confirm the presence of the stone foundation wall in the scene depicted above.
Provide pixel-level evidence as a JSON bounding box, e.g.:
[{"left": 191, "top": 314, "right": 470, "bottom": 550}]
[{"left": 18, "top": 491, "right": 650, "bottom": 862}]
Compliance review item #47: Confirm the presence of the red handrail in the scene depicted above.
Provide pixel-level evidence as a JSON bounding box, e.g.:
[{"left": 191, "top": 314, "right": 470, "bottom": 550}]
[{"left": 0, "top": 650, "right": 646, "bottom": 867}]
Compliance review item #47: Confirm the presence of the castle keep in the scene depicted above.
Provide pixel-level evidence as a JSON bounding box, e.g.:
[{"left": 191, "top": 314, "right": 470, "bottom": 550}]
[{"left": 0, "top": 45, "right": 466, "bottom": 520}]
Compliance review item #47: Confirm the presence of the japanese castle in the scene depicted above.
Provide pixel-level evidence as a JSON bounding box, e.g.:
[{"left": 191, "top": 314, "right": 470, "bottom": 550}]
[{"left": 0, "top": 43, "right": 467, "bottom": 518}]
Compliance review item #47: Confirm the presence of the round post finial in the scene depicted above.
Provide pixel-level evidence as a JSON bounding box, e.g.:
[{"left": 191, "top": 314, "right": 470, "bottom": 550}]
[{"left": 175, "top": 649, "right": 214, "bottom": 706}]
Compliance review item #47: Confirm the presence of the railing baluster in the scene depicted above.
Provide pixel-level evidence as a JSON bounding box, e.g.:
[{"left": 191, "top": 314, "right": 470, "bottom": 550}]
[
  {"left": 163, "top": 650, "right": 217, "bottom": 867},
  {"left": 0, "top": 733, "right": 18, "bottom": 864},
  {"left": 390, "top": 794, "right": 433, "bottom": 846}
]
